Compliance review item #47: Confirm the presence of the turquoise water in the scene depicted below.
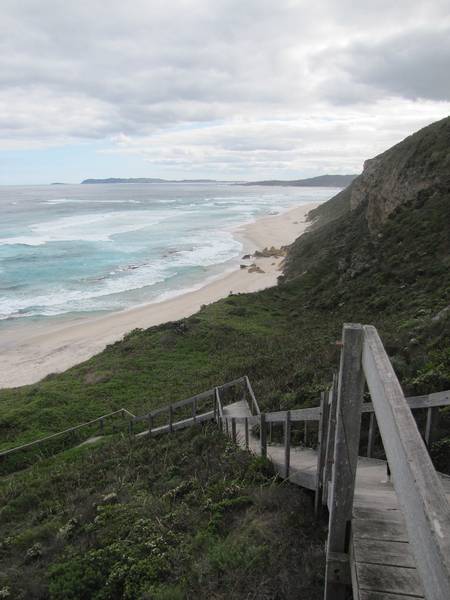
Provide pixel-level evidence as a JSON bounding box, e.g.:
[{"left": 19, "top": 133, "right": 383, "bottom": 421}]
[{"left": 0, "top": 183, "right": 336, "bottom": 323}]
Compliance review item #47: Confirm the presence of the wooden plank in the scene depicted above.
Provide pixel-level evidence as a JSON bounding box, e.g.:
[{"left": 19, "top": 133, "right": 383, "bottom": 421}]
[
  {"left": 352, "top": 519, "right": 409, "bottom": 543},
  {"left": 361, "top": 391, "right": 450, "bottom": 414},
  {"left": 359, "top": 592, "right": 424, "bottom": 600},
  {"left": 325, "top": 323, "right": 365, "bottom": 600},
  {"left": 135, "top": 410, "right": 215, "bottom": 438},
  {"left": 265, "top": 407, "right": 321, "bottom": 423},
  {"left": 218, "top": 376, "right": 246, "bottom": 391},
  {"left": 353, "top": 539, "right": 416, "bottom": 568},
  {"left": 363, "top": 325, "right": 450, "bottom": 600},
  {"left": 356, "top": 563, "right": 424, "bottom": 598}
]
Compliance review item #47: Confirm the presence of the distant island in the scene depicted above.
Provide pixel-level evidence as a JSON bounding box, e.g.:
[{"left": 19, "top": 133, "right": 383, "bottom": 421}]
[
  {"left": 239, "top": 174, "right": 358, "bottom": 187},
  {"left": 80, "top": 174, "right": 358, "bottom": 187},
  {"left": 81, "top": 178, "right": 227, "bottom": 184}
]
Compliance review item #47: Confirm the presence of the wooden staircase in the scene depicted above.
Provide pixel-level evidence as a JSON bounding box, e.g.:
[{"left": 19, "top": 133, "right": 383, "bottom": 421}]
[{"left": 2, "top": 324, "right": 450, "bottom": 599}]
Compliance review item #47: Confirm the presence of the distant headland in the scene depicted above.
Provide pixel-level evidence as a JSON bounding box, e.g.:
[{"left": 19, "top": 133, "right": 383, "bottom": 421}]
[
  {"left": 239, "top": 174, "right": 358, "bottom": 187},
  {"left": 81, "top": 178, "right": 227, "bottom": 184},
  {"left": 81, "top": 174, "right": 358, "bottom": 187}
]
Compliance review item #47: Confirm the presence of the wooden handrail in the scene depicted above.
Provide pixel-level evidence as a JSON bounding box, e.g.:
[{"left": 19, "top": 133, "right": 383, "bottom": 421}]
[
  {"left": 363, "top": 325, "right": 450, "bottom": 600},
  {"left": 244, "top": 376, "right": 260, "bottom": 415}
]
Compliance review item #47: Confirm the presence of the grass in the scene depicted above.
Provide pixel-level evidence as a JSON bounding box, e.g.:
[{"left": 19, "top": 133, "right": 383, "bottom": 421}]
[{"left": 0, "top": 425, "right": 326, "bottom": 600}]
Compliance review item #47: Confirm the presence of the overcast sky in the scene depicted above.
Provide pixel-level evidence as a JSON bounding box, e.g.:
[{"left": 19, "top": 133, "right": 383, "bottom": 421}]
[{"left": 1, "top": 0, "right": 449, "bottom": 184}]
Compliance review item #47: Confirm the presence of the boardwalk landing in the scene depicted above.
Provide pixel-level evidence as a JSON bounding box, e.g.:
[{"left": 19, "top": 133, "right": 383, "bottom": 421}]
[{"left": 224, "top": 398, "right": 450, "bottom": 600}]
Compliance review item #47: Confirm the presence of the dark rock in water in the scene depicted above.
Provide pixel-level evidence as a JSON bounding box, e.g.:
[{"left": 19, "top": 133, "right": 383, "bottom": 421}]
[
  {"left": 240, "top": 264, "right": 248, "bottom": 269},
  {"left": 242, "top": 254, "right": 251, "bottom": 259}
]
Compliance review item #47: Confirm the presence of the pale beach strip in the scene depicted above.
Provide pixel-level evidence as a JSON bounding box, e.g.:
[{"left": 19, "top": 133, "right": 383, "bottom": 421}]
[{"left": 0, "top": 202, "right": 319, "bottom": 388}]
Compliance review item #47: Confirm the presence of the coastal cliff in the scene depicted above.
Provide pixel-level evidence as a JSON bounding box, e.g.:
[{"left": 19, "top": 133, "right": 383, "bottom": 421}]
[{"left": 308, "top": 116, "right": 450, "bottom": 232}]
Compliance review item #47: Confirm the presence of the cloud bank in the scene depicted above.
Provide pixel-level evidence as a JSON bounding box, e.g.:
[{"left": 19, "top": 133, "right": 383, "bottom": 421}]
[{"left": 1, "top": 0, "right": 449, "bottom": 180}]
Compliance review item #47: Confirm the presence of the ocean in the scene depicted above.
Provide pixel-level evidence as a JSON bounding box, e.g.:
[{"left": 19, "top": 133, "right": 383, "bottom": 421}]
[{"left": 0, "top": 183, "right": 336, "bottom": 325}]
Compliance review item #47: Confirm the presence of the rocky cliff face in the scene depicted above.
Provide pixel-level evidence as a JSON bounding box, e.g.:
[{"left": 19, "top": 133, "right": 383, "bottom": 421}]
[
  {"left": 348, "top": 116, "right": 450, "bottom": 232},
  {"left": 308, "top": 116, "right": 450, "bottom": 233},
  {"left": 283, "top": 116, "right": 450, "bottom": 283}
]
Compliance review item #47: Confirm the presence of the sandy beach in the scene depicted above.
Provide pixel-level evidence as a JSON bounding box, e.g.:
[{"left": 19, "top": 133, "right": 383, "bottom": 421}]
[{"left": 0, "top": 202, "right": 319, "bottom": 388}]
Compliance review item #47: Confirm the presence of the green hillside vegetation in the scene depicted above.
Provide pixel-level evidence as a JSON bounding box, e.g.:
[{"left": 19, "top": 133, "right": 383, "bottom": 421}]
[
  {"left": 0, "top": 426, "right": 325, "bottom": 599},
  {"left": 0, "top": 117, "right": 449, "bottom": 598}
]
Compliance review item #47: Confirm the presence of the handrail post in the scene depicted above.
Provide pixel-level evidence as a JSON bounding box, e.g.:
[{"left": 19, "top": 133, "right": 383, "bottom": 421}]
[
  {"left": 315, "top": 391, "right": 330, "bottom": 517},
  {"left": 367, "top": 413, "right": 377, "bottom": 457},
  {"left": 260, "top": 413, "right": 267, "bottom": 458},
  {"left": 244, "top": 417, "right": 249, "bottom": 450},
  {"left": 325, "top": 323, "right": 365, "bottom": 600},
  {"left": 424, "top": 406, "right": 438, "bottom": 448},
  {"left": 323, "top": 374, "right": 338, "bottom": 507},
  {"left": 231, "top": 418, "right": 237, "bottom": 444},
  {"left": 284, "top": 410, "right": 291, "bottom": 479}
]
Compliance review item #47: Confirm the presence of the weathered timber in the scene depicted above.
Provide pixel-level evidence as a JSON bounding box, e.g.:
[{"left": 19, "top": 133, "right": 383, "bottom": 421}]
[
  {"left": 323, "top": 378, "right": 338, "bottom": 506},
  {"left": 325, "top": 323, "right": 365, "bottom": 600},
  {"left": 315, "top": 391, "right": 330, "bottom": 516},
  {"left": 362, "top": 324, "right": 450, "bottom": 600}
]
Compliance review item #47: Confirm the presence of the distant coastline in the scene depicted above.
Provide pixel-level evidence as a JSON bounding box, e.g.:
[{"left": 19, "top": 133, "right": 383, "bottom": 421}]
[
  {"left": 81, "top": 177, "right": 233, "bottom": 184},
  {"left": 80, "top": 174, "right": 358, "bottom": 187},
  {"left": 239, "top": 174, "right": 358, "bottom": 187}
]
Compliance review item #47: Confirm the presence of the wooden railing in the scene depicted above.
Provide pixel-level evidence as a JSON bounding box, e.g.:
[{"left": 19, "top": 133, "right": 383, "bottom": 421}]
[
  {"left": 324, "top": 324, "right": 450, "bottom": 600},
  {"left": 132, "top": 377, "right": 249, "bottom": 437}
]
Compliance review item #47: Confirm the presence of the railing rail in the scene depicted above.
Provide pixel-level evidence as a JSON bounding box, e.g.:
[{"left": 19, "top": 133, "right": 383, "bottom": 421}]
[
  {"left": 0, "top": 408, "right": 135, "bottom": 458},
  {"left": 362, "top": 325, "right": 450, "bottom": 600}
]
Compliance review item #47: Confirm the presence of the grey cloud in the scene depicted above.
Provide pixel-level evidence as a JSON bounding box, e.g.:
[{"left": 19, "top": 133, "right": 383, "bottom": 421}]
[
  {"left": 315, "top": 26, "right": 450, "bottom": 103},
  {"left": 1, "top": 0, "right": 450, "bottom": 179}
]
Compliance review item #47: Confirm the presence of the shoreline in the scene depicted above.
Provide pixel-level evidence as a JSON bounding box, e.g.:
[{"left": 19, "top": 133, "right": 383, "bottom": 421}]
[{"left": 0, "top": 202, "right": 319, "bottom": 388}]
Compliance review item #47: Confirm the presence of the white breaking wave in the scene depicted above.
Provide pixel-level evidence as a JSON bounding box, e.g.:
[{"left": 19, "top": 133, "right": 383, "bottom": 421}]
[
  {"left": 0, "top": 229, "right": 242, "bottom": 319},
  {"left": 0, "top": 210, "right": 170, "bottom": 246}
]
